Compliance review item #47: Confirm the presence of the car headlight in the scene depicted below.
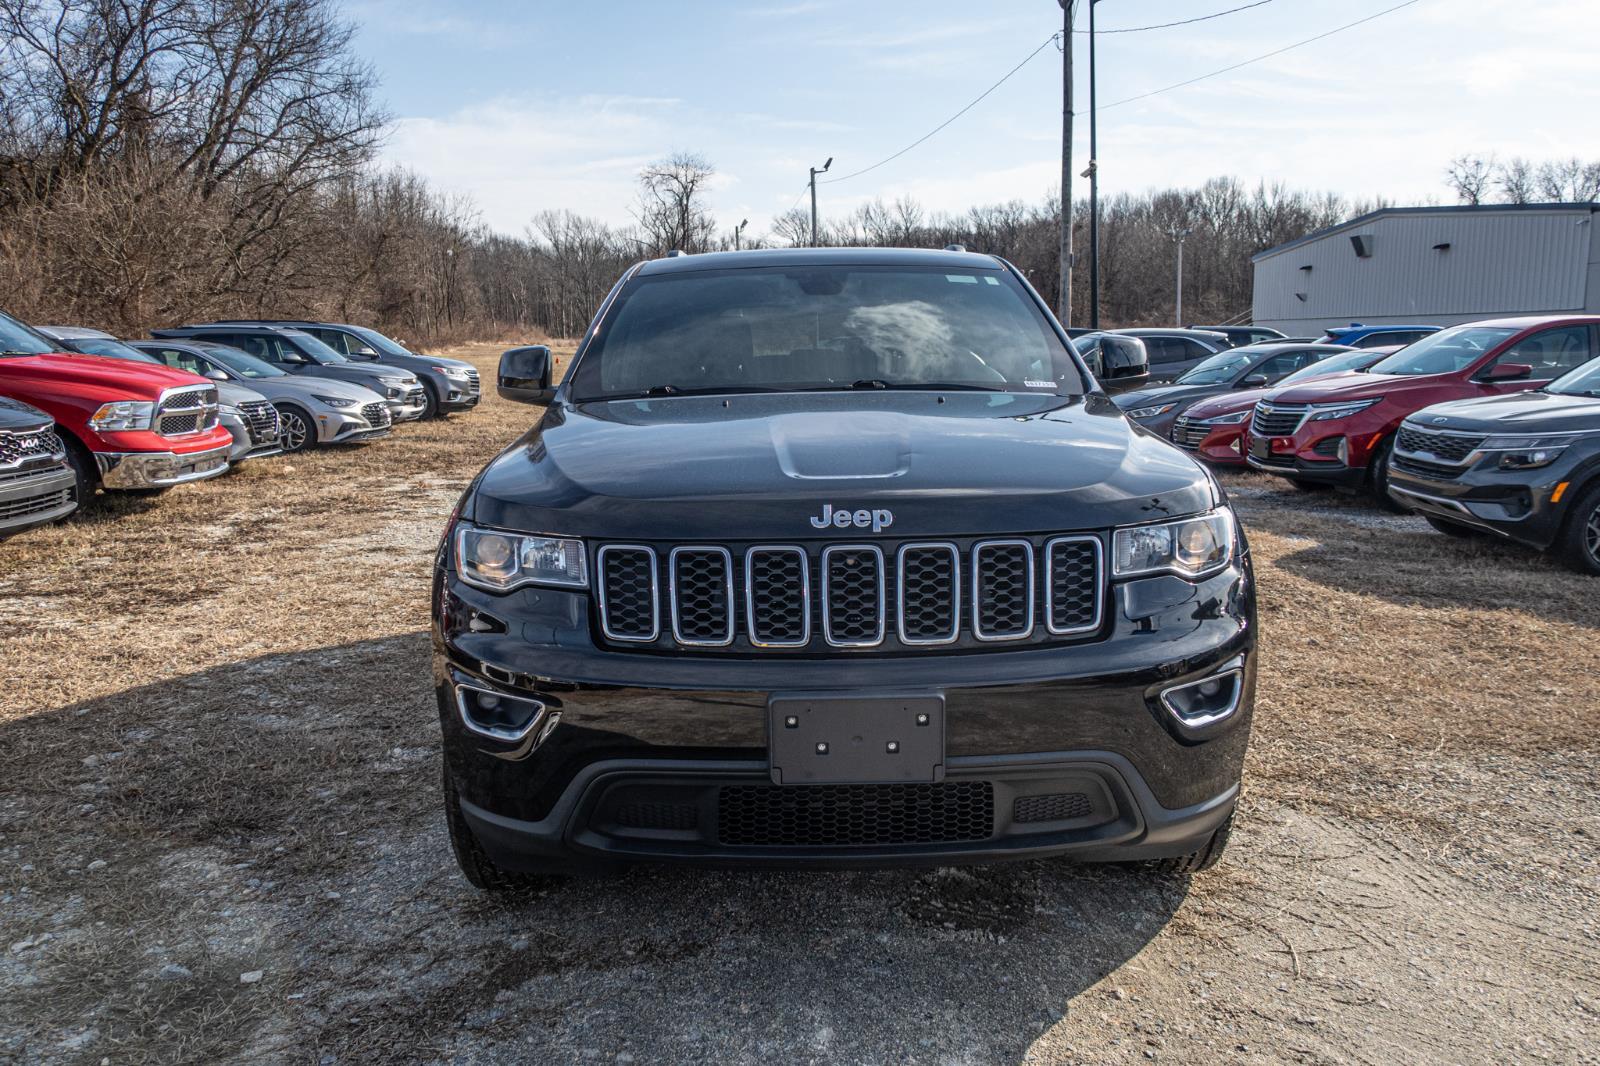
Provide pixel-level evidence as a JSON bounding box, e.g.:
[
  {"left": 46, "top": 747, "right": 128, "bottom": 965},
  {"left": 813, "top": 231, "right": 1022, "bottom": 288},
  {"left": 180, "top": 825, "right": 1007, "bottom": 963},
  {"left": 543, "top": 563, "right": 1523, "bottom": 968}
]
[
  {"left": 313, "top": 394, "right": 358, "bottom": 409},
  {"left": 218, "top": 403, "right": 243, "bottom": 417},
  {"left": 379, "top": 376, "right": 409, "bottom": 388},
  {"left": 1201, "top": 410, "right": 1250, "bottom": 425},
  {"left": 1481, "top": 433, "right": 1578, "bottom": 470},
  {"left": 1125, "top": 402, "right": 1176, "bottom": 420},
  {"left": 1113, "top": 508, "right": 1235, "bottom": 579},
  {"left": 456, "top": 526, "right": 588, "bottom": 591},
  {"left": 433, "top": 365, "right": 472, "bottom": 380},
  {"left": 89, "top": 400, "right": 155, "bottom": 431},
  {"left": 1307, "top": 399, "right": 1378, "bottom": 421}
]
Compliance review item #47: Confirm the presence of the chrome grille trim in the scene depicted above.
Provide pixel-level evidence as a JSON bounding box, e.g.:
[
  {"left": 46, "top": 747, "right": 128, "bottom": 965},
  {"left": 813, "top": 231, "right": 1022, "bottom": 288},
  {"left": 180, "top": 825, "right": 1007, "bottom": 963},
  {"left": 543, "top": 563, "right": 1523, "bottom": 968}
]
[
  {"left": 895, "top": 542, "right": 961, "bottom": 646},
  {"left": 744, "top": 545, "right": 811, "bottom": 648},
  {"left": 155, "top": 384, "right": 219, "bottom": 438},
  {"left": 1044, "top": 535, "right": 1104, "bottom": 636},
  {"left": 1252, "top": 401, "right": 1308, "bottom": 437},
  {"left": 596, "top": 544, "right": 660, "bottom": 643},
  {"left": 820, "top": 544, "right": 886, "bottom": 648},
  {"left": 668, "top": 545, "right": 735, "bottom": 647},
  {"left": 971, "top": 539, "right": 1035, "bottom": 642}
]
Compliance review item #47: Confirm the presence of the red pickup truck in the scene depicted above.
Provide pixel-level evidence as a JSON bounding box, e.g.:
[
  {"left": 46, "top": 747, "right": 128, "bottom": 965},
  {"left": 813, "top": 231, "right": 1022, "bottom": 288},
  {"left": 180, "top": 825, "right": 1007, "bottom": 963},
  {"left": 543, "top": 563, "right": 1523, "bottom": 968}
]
[{"left": 0, "top": 310, "right": 233, "bottom": 496}]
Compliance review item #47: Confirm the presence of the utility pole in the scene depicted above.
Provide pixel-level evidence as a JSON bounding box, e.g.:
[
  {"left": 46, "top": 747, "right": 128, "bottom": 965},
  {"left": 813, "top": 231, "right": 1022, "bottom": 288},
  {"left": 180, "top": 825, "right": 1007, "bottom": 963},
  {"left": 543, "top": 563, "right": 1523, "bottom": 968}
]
[
  {"left": 1088, "top": 0, "right": 1100, "bottom": 330},
  {"left": 1173, "top": 228, "right": 1192, "bottom": 324},
  {"left": 734, "top": 218, "right": 748, "bottom": 250},
  {"left": 1057, "top": 1, "right": 1074, "bottom": 328},
  {"left": 809, "top": 157, "right": 832, "bottom": 247}
]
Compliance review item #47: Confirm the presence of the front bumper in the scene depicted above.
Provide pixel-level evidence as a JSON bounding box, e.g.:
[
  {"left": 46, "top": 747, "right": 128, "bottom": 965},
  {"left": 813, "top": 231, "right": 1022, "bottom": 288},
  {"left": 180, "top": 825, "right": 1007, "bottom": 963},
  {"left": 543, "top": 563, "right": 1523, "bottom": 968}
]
[
  {"left": 1387, "top": 458, "right": 1587, "bottom": 549},
  {"left": 95, "top": 443, "right": 230, "bottom": 489},
  {"left": 219, "top": 413, "right": 283, "bottom": 463},
  {"left": 434, "top": 557, "right": 1256, "bottom": 869},
  {"left": 1173, "top": 422, "right": 1248, "bottom": 466},
  {"left": 0, "top": 461, "right": 78, "bottom": 535}
]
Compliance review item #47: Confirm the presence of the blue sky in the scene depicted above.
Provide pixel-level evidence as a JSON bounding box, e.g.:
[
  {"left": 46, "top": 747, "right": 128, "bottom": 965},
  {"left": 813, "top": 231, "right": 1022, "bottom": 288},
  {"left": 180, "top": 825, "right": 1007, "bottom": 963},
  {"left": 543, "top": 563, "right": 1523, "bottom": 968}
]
[{"left": 350, "top": 0, "right": 1600, "bottom": 239}]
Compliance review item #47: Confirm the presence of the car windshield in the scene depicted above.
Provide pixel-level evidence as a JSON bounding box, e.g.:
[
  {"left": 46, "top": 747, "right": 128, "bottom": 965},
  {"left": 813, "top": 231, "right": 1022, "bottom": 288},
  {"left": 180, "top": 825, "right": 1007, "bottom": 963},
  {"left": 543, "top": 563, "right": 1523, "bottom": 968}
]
[
  {"left": 351, "top": 326, "right": 412, "bottom": 357},
  {"left": 568, "top": 264, "right": 1086, "bottom": 401},
  {"left": 1176, "top": 351, "right": 1254, "bottom": 385},
  {"left": 201, "top": 345, "right": 287, "bottom": 379},
  {"left": 72, "top": 337, "right": 159, "bottom": 362},
  {"left": 1368, "top": 326, "right": 1517, "bottom": 376},
  {"left": 0, "top": 312, "right": 60, "bottom": 356},
  {"left": 1546, "top": 358, "right": 1600, "bottom": 397},
  {"left": 1275, "top": 351, "right": 1368, "bottom": 385},
  {"left": 284, "top": 331, "right": 350, "bottom": 364}
]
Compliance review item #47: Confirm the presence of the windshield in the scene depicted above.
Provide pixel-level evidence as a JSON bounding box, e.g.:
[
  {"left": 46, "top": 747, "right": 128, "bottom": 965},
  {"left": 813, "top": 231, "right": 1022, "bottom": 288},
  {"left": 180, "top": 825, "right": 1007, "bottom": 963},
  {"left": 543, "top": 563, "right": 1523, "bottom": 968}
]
[
  {"left": 1546, "top": 358, "right": 1600, "bottom": 397},
  {"left": 1177, "top": 351, "right": 1254, "bottom": 385},
  {"left": 1276, "top": 350, "right": 1370, "bottom": 385},
  {"left": 0, "top": 312, "right": 60, "bottom": 356},
  {"left": 202, "top": 345, "right": 287, "bottom": 379},
  {"left": 284, "top": 331, "right": 350, "bottom": 364},
  {"left": 351, "top": 326, "right": 412, "bottom": 357},
  {"left": 568, "top": 265, "right": 1086, "bottom": 401},
  {"left": 72, "top": 337, "right": 159, "bottom": 362},
  {"left": 1368, "top": 326, "right": 1516, "bottom": 376}
]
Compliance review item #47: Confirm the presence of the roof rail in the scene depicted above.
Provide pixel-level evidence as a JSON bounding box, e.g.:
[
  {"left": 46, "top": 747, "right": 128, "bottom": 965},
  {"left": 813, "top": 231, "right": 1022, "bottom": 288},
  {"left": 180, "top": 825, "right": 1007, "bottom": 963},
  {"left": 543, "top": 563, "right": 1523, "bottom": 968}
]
[{"left": 944, "top": 243, "right": 967, "bottom": 253}]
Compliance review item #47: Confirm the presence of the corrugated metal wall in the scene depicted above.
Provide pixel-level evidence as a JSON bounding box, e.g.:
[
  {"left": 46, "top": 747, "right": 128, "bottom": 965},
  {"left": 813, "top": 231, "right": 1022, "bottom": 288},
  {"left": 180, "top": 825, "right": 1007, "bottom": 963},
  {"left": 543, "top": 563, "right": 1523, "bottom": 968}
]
[{"left": 1252, "top": 207, "right": 1597, "bottom": 333}]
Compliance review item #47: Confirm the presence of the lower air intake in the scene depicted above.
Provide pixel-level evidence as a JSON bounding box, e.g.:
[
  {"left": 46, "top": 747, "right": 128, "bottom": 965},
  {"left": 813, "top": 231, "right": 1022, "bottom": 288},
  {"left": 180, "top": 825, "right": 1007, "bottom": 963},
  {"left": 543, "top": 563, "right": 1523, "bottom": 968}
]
[
  {"left": 1012, "top": 792, "right": 1092, "bottom": 823},
  {"left": 716, "top": 782, "right": 994, "bottom": 847}
]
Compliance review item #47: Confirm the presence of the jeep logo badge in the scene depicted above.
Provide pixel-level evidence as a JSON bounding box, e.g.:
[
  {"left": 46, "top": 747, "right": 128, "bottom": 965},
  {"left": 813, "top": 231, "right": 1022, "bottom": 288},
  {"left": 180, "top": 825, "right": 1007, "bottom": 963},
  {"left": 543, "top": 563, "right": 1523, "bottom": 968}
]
[{"left": 809, "top": 504, "right": 893, "bottom": 533}]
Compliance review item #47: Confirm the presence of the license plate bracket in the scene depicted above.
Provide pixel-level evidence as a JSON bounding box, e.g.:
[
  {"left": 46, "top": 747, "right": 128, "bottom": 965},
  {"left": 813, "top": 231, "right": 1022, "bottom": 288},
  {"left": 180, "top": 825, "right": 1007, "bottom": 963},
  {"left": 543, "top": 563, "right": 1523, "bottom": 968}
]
[{"left": 767, "top": 695, "right": 945, "bottom": 785}]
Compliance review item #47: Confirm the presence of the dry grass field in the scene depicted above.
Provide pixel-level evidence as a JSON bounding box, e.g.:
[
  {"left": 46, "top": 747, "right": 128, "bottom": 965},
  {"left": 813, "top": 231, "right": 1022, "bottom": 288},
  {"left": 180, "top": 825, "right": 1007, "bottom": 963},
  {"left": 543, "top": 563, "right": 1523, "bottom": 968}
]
[{"left": 2, "top": 342, "right": 1596, "bottom": 1064}]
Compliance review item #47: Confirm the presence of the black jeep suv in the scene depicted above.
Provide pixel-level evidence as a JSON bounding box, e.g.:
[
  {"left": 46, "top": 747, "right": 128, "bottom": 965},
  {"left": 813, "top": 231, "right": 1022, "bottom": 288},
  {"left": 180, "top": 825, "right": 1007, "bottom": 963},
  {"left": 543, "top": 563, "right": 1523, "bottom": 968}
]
[
  {"left": 1388, "top": 355, "right": 1600, "bottom": 574},
  {"left": 433, "top": 248, "right": 1256, "bottom": 888}
]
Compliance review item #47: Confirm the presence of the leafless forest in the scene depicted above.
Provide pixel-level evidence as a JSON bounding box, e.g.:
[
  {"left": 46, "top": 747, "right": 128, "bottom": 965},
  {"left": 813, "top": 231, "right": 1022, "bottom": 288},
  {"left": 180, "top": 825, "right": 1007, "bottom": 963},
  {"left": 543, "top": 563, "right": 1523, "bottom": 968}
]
[{"left": 2, "top": 0, "right": 1596, "bottom": 345}]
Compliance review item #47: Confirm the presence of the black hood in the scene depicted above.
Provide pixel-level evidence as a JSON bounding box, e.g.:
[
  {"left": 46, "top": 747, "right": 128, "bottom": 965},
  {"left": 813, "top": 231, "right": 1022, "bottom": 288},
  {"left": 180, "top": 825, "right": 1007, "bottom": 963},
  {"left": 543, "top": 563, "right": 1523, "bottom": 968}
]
[
  {"left": 1113, "top": 383, "right": 1226, "bottom": 410},
  {"left": 468, "top": 391, "right": 1215, "bottom": 540},
  {"left": 0, "top": 395, "right": 53, "bottom": 431},
  {"left": 1409, "top": 389, "right": 1600, "bottom": 435}
]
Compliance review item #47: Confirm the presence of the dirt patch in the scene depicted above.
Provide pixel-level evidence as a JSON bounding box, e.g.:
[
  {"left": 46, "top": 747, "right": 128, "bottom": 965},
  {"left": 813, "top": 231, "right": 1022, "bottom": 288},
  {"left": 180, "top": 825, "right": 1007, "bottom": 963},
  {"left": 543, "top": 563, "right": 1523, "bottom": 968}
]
[{"left": 2, "top": 347, "right": 1596, "bottom": 1063}]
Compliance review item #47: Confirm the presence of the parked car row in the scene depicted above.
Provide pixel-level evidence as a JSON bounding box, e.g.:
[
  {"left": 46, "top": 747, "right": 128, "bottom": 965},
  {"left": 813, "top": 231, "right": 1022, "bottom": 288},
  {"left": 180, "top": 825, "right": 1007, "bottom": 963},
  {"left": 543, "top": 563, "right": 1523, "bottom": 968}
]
[
  {"left": 0, "top": 310, "right": 483, "bottom": 540},
  {"left": 1124, "top": 314, "right": 1600, "bottom": 574}
]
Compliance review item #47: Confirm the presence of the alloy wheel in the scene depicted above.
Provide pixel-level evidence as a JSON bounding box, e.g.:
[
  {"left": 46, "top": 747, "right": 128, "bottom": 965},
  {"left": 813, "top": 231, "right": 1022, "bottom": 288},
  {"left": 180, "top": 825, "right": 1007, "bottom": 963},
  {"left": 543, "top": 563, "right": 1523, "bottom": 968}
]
[
  {"left": 279, "top": 409, "right": 311, "bottom": 452},
  {"left": 1586, "top": 502, "right": 1600, "bottom": 566}
]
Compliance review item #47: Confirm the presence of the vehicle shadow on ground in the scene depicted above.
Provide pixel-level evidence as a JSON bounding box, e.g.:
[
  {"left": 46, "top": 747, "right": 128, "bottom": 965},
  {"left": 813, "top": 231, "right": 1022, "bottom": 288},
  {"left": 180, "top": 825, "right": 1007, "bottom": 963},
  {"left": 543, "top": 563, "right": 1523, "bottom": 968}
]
[{"left": 2, "top": 634, "right": 1190, "bottom": 1064}]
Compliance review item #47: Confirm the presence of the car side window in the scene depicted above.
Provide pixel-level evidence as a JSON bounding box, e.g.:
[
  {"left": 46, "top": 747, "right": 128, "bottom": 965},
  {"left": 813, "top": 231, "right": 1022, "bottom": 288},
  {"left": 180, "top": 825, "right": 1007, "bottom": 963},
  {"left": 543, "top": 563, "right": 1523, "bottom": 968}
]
[
  {"left": 220, "top": 334, "right": 273, "bottom": 361},
  {"left": 1143, "top": 338, "right": 1181, "bottom": 365},
  {"left": 1178, "top": 339, "right": 1215, "bottom": 359},
  {"left": 159, "top": 348, "right": 209, "bottom": 375},
  {"left": 1491, "top": 327, "right": 1594, "bottom": 378},
  {"left": 312, "top": 328, "right": 351, "bottom": 354},
  {"left": 1253, "top": 352, "right": 1314, "bottom": 382}
]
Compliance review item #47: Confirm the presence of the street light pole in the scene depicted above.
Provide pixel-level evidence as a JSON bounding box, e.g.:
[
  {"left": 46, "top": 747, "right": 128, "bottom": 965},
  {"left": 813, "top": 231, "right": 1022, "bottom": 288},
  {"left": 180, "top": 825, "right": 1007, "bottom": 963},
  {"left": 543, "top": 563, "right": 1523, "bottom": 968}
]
[
  {"left": 1174, "top": 228, "right": 1192, "bottom": 324},
  {"left": 809, "top": 158, "right": 832, "bottom": 247},
  {"left": 734, "top": 218, "right": 748, "bottom": 250},
  {"left": 1058, "top": 0, "right": 1074, "bottom": 328},
  {"left": 1088, "top": 0, "right": 1100, "bottom": 330}
]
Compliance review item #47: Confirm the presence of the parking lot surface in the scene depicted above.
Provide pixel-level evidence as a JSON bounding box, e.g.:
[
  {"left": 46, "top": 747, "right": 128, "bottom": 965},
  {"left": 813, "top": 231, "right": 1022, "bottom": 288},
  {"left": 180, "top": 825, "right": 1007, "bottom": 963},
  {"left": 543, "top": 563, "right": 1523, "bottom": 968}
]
[{"left": 2, "top": 344, "right": 1596, "bottom": 1064}]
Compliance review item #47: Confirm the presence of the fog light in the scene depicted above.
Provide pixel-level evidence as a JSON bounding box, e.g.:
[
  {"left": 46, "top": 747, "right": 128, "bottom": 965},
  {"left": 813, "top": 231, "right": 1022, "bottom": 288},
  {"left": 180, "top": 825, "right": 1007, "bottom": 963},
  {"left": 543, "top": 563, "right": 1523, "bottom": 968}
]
[
  {"left": 1158, "top": 659, "right": 1244, "bottom": 729},
  {"left": 455, "top": 683, "right": 547, "bottom": 743}
]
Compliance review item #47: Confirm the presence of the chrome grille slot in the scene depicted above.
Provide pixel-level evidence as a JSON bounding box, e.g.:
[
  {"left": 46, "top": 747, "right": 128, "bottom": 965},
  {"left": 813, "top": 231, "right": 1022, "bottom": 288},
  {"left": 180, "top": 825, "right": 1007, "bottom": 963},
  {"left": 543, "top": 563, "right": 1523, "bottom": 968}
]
[
  {"left": 465, "top": 368, "right": 481, "bottom": 394},
  {"left": 1252, "top": 402, "right": 1307, "bottom": 436},
  {"left": 897, "top": 543, "right": 960, "bottom": 645},
  {"left": 972, "top": 540, "right": 1034, "bottom": 641},
  {"left": 669, "top": 546, "right": 734, "bottom": 646},
  {"left": 821, "top": 544, "right": 884, "bottom": 647},
  {"left": 597, "top": 545, "right": 659, "bottom": 642},
  {"left": 745, "top": 546, "right": 810, "bottom": 647},
  {"left": 240, "top": 400, "right": 280, "bottom": 443},
  {"left": 1045, "top": 536, "right": 1102, "bottom": 635},
  {"left": 362, "top": 402, "right": 391, "bottom": 427},
  {"left": 1170, "top": 416, "right": 1209, "bottom": 449}
]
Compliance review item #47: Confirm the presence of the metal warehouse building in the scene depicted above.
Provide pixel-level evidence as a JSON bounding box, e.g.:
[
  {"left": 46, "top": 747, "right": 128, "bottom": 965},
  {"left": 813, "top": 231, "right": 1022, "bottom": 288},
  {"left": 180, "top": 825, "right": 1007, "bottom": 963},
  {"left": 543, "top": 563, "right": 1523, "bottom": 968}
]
[{"left": 1251, "top": 202, "right": 1600, "bottom": 335}]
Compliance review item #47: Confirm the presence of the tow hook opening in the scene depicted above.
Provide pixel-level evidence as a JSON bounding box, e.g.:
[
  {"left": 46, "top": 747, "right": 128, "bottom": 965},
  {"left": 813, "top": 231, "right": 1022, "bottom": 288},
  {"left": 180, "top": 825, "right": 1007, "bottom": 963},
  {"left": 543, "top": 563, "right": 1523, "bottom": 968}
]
[
  {"left": 455, "top": 682, "right": 548, "bottom": 743},
  {"left": 1159, "top": 658, "right": 1245, "bottom": 729}
]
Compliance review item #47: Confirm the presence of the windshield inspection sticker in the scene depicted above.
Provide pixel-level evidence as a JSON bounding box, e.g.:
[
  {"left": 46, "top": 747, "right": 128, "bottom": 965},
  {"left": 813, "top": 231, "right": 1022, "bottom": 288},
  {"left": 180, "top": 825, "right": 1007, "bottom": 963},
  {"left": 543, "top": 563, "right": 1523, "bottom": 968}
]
[
  {"left": 945, "top": 274, "right": 978, "bottom": 283},
  {"left": 1025, "top": 380, "right": 1057, "bottom": 389}
]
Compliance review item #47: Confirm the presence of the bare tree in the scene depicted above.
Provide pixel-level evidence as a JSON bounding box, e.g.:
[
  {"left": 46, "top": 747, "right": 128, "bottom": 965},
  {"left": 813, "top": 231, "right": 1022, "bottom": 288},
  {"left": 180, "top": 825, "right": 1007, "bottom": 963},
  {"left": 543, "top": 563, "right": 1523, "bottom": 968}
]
[
  {"left": 1534, "top": 157, "right": 1600, "bottom": 202},
  {"left": 1444, "top": 154, "right": 1496, "bottom": 205},
  {"left": 1497, "top": 157, "right": 1536, "bottom": 204},
  {"left": 633, "top": 152, "right": 717, "bottom": 255}
]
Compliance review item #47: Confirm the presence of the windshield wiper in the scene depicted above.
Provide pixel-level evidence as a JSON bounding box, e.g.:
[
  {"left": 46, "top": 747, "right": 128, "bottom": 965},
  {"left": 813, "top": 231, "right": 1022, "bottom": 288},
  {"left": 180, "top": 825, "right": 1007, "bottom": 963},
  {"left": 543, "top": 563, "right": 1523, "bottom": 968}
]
[
  {"left": 826, "top": 380, "right": 1006, "bottom": 393},
  {"left": 617, "top": 384, "right": 786, "bottom": 400}
]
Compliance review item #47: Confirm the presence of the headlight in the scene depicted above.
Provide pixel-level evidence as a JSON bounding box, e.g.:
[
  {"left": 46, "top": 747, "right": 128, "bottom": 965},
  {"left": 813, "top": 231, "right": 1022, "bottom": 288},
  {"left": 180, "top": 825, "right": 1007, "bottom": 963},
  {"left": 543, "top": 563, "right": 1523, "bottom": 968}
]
[
  {"left": 1202, "top": 410, "right": 1250, "bottom": 425},
  {"left": 218, "top": 403, "right": 243, "bottom": 417},
  {"left": 1480, "top": 433, "right": 1579, "bottom": 470},
  {"left": 1307, "top": 399, "right": 1378, "bottom": 421},
  {"left": 89, "top": 400, "right": 155, "bottom": 431},
  {"left": 456, "top": 526, "right": 588, "bottom": 591},
  {"left": 379, "top": 376, "right": 409, "bottom": 388},
  {"left": 1113, "top": 508, "right": 1234, "bottom": 579},
  {"left": 1125, "top": 403, "right": 1176, "bottom": 420},
  {"left": 433, "top": 365, "right": 472, "bottom": 380},
  {"left": 313, "top": 394, "right": 358, "bottom": 409}
]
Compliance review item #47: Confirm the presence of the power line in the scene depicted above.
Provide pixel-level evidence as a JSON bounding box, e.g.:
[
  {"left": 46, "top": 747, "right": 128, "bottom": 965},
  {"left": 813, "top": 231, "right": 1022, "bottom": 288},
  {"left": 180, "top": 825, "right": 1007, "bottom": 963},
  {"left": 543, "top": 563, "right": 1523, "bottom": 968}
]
[
  {"left": 1098, "top": 0, "right": 1276, "bottom": 34},
  {"left": 819, "top": 32, "right": 1061, "bottom": 186},
  {"left": 1088, "top": 0, "right": 1422, "bottom": 114}
]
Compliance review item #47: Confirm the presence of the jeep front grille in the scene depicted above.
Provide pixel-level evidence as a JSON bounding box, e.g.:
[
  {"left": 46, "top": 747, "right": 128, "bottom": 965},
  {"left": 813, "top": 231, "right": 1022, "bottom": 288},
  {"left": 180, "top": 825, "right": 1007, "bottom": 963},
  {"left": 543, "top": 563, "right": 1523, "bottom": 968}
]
[
  {"left": 1252, "top": 402, "right": 1307, "bottom": 437},
  {"left": 592, "top": 534, "right": 1105, "bottom": 654}
]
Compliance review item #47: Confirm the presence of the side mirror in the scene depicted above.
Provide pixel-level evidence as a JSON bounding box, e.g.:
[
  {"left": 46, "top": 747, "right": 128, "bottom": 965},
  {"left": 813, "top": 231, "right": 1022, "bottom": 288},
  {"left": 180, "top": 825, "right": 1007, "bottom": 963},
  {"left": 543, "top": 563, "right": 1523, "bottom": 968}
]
[
  {"left": 1094, "top": 335, "right": 1149, "bottom": 394},
  {"left": 350, "top": 345, "right": 379, "bottom": 358},
  {"left": 1240, "top": 374, "right": 1268, "bottom": 388},
  {"left": 1479, "top": 362, "right": 1532, "bottom": 382},
  {"left": 203, "top": 367, "right": 228, "bottom": 381},
  {"left": 499, "top": 345, "right": 555, "bottom": 405}
]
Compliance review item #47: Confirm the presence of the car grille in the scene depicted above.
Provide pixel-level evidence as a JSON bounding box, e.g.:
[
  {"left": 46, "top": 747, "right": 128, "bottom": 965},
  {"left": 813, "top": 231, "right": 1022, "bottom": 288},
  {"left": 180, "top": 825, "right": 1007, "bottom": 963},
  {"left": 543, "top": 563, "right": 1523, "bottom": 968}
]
[
  {"left": 1252, "top": 402, "right": 1308, "bottom": 436},
  {"left": 465, "top": 368, "right": 481, "bottom": 395},
  {"left": 0, "top": 427, "right": 64, "bottom": 468},
  {"left": 239, "top": 400, "right": 280, "bottom": 444},
  {"left": 592, "top": 534, "right": 1105, "bottom": 654},
  {"left": 716, "top": 782, "right": 995, "bottom": 847},
  {"left": 1013, "top": 792, "right": 1093, "bottom": 823},
  {"left": 362, "top": 402, "right": 391, "bottom": 428},
  {"left": 404, "top": 385, "right": 426, "bottom": 407},
  {"left": 0, "top": 485, "right": 73, "bottom": 521},
  {"left": 1170, "top": 415, "right": 1210, "bottom": 449},
  {"left": 1396, "top": 425, "right": 1484, "bottom": 464},
  {"left": 156, "top": 385, "right": 219, "bottom": 437}
]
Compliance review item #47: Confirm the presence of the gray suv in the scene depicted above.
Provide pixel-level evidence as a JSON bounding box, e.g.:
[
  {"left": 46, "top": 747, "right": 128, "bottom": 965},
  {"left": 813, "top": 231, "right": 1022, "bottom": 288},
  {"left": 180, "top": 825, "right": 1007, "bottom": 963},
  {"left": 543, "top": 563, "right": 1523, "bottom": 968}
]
[
  {"left": 151, "top": 324, "right": 426, "bottom": 422},
  {"left": 1111, "top": 328, "right": 1232, "bottom": 382},
  {"left": 132, "top": 340, "right": 392, "bottom": 453}
]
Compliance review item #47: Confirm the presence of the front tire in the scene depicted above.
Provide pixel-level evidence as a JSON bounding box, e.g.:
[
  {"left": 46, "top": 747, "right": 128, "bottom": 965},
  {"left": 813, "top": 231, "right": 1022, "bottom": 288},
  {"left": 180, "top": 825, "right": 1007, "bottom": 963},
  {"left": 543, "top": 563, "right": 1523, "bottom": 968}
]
[
  {"left": 443, "top": 766, "right": 558, "bottom": 892},
  {"left": 275, "top": 405, "right": 316, "bottom": 453},
  {"left": 60, "top": 436, "right": 98, "bottom": 507},
  {"left": 421, "top": 382, "right": 442, "bottom": 420},
  {"left": 1367, "top": 436, "right": 1405, "bottom": 512},
  {"left": 1556, "top": 481, "right": 1600, "bottom": 576},
  {"left": 1149, "top": 811, "right": 1234, "bottom": 875}
]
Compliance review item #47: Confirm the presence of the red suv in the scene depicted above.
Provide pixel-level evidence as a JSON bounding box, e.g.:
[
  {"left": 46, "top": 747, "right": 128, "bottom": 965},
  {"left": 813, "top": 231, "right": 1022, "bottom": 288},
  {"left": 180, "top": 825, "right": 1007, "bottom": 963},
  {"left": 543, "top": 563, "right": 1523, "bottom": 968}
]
[{"left": 1245, "top": 316, "right": 1599, "bottom": 502}]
